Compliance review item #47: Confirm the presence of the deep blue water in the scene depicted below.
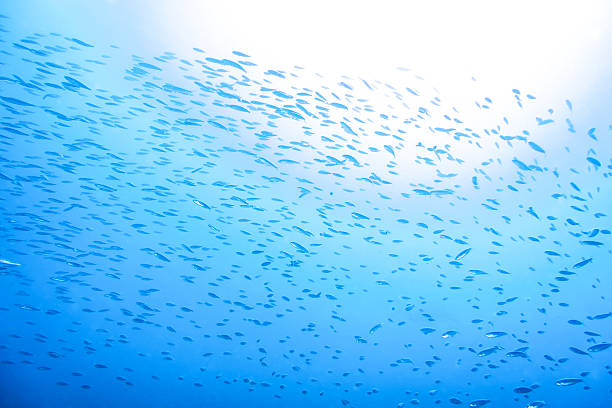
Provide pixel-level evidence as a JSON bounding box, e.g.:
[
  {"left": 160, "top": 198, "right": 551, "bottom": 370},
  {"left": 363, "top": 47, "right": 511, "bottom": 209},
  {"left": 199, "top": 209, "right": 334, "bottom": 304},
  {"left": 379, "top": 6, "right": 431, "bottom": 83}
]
[{"left": 0, "top": 4, "right": 611, "bottom": 408}]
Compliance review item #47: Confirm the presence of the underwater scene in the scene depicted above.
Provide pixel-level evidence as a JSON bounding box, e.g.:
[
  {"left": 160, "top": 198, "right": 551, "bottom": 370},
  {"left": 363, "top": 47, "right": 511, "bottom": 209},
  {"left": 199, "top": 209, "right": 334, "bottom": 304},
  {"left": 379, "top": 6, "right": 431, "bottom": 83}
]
[{"left": 0, "top": 2, "right": 611, "bottom": 407}]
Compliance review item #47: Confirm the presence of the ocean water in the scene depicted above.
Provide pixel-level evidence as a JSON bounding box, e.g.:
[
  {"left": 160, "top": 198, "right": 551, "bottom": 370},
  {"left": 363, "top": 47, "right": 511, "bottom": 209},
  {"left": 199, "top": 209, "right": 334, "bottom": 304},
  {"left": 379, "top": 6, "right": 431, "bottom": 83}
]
[{"left": 0, "top": 4, "right": 611, "bottom": 408}]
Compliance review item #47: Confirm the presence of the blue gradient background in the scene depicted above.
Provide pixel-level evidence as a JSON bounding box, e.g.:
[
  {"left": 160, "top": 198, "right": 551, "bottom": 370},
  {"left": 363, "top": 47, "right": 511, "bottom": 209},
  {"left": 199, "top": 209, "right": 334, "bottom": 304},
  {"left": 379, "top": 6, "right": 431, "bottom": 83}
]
[{"left": 0, "top": 2, "right": 611, "bottom": 407}]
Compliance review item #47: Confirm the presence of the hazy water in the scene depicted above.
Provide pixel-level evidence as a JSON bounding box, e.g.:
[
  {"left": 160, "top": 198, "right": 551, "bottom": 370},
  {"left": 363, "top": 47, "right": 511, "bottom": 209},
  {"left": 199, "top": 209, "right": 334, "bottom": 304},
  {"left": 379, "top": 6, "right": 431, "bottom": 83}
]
[{"left": 0, "top": 6, "right": 611, "bottom": 408}]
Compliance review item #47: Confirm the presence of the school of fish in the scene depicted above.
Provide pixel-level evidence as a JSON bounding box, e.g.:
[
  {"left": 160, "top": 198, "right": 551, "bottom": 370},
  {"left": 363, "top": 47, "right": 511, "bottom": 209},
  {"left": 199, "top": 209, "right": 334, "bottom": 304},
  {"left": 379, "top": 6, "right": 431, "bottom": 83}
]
[{"left": 0, "top": 10, "right": 611, "bottom": 408}]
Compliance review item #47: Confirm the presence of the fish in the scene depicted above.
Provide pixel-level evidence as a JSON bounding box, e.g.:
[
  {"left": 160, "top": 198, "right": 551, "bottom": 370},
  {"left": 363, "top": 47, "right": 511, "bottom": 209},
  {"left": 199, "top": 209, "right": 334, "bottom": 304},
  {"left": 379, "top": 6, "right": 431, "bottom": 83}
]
[
  {"left": 455, "top": 248, "right": 472, "bottom": 261},
  {"left": 555, "top": 378, "right": 583, "bottom": 386},
  {"left": 587, "top": 343, "right": 611, "bottom": 353},
  {"left": 0, "top": 259, "right": 21, "bottom": 266},
  {"left": 573, "top": 258, "right": 593, "bottom": 268},
  {"left": 569, "top": 347, "right": 590, "bottom": 356}
]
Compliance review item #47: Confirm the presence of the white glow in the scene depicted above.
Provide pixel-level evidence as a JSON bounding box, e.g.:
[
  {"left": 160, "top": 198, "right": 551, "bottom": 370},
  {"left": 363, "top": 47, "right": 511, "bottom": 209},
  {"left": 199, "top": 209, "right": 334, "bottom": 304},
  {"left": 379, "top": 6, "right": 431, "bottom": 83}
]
[
  {"left": 157, "top": 0, "right": 612, "bottom": 102},
  {"left": 10, "top": 0, "right": 610, "bottom": 105}
]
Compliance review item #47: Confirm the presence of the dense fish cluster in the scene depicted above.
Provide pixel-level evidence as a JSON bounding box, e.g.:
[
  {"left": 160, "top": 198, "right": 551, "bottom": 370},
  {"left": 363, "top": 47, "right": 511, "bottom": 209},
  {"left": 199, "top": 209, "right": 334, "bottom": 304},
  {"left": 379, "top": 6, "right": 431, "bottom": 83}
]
[{"left": 0, "top": 12, "right": 611, "bottom": 408}]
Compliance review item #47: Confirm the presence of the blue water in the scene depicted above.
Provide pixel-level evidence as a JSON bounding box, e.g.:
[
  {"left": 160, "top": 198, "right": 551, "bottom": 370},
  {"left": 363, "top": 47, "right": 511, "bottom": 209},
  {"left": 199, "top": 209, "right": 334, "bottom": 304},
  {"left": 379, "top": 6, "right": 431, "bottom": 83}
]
[{"left": 1, "top": 5, "right": 611, "bottom": 408}]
